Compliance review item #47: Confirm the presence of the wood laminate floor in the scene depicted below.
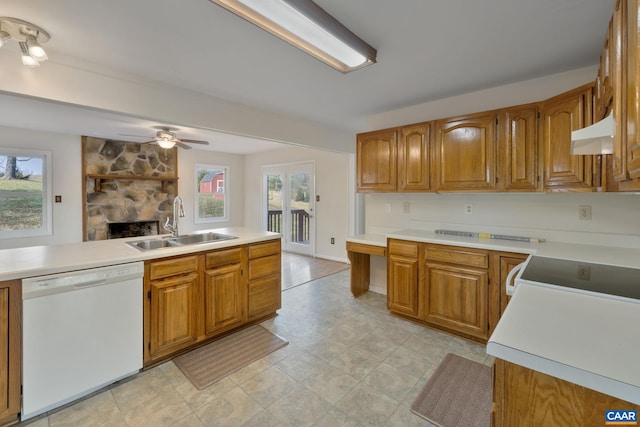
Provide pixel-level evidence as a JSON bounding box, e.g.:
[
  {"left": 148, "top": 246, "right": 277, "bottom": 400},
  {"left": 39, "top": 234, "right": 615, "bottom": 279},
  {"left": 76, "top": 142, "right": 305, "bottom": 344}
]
[{"left": 281, "top": 252, "right": 350, "bottom": 290}]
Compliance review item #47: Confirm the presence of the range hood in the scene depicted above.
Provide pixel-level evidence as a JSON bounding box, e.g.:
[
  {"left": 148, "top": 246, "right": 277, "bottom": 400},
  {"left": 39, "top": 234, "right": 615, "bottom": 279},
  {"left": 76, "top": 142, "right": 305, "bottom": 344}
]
[{"left": 570, "top": 112, "right": 614, "bottom": 155}]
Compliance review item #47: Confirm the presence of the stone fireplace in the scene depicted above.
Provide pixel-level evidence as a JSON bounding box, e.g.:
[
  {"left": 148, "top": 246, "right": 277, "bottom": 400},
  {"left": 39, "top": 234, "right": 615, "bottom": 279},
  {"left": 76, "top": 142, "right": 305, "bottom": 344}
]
[{"left": 82, "top": 136, "right": 178, "bottom": 241}]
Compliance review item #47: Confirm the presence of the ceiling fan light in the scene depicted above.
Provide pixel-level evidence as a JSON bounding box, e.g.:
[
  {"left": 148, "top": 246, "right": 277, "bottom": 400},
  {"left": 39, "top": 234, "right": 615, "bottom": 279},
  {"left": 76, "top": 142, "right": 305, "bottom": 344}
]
[
  {"left": 19, "top": 42, "right": 40, "bottom": 67},
  {"left": 26, "top": 34, "right": 47, "bottom": 61},
  {"left": 157, "top": 139, "right": 176, "bottom": 149}
]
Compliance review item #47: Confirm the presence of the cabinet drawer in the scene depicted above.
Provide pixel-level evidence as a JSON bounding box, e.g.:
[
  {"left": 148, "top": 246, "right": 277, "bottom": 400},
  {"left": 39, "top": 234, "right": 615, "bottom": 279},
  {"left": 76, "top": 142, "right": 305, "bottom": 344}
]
[
  {"left": 248, "top": 254, "right": 280, "bottom": 280},
  {"left": 148, "top": 255, "right": 199, "bottom": 281},
  {"left": 248, "top": 239, "right": 281, "bottom": 259},
  {"left": 388, "top": 239, "right": 419, "bottom": 258},
  {"left": 248, "top": 275, "right": 281, "bottom": 318},
  {"left": 205, "top": 247, "right": 244, "bottom": 269},
  {"left": 346, "top": 241, "right": 386, "bottom": 257},
  {"left": 425, "top": 245, "right": 488, "bottom": 268}
]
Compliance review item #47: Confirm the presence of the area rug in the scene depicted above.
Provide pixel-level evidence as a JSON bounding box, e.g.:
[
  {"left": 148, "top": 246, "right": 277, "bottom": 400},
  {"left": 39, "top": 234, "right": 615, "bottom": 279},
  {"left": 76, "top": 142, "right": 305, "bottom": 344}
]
[
  {"left": 174, "top": 325, "right": 288, "bottom": 389},
  {"left": 410, "top": 353, "right": 492, "bottom": 427}
]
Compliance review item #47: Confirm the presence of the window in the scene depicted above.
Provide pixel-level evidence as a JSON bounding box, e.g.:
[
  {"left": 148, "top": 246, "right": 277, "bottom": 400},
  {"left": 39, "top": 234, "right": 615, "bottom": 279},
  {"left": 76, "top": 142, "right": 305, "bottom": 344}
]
[
  {"left": 0, "top": 149, "right": 52, "bottom": 238},
  {"left": 195, "top": 164, "right": 228, "bottom": 223}
]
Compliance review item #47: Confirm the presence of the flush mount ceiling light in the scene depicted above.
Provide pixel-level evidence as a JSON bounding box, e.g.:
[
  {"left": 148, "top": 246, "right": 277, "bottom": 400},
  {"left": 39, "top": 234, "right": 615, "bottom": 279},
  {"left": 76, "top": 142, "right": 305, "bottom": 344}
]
[
  {"left": 0, "top": 17, "right": 50, "bottom": 66},
  {"left": 209, "top": 0, "right": 377, "bottom": 73}
]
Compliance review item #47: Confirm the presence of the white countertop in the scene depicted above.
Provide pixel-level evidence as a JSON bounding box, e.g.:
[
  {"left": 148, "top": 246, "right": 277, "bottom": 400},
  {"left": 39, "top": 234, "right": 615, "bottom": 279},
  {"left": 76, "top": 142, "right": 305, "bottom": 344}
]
[
  {"left": 487, "top": 282, "right": 640, "bottom": 405},
  {"left": 348, "top": 229, "right": 640, "bottom": 268},
  {"left": 347, "top": 228, "right": 640, "bottom": 403},
  {"left": 0, "top": 227, "right": 281, "bottom": 281}
]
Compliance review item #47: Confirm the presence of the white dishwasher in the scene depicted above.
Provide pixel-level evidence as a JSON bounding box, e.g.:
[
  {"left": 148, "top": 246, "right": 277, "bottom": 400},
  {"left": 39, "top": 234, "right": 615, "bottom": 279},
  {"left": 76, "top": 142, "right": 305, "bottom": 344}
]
[{"left": 22, "top": 261, "right": 144, "bottom": 420}]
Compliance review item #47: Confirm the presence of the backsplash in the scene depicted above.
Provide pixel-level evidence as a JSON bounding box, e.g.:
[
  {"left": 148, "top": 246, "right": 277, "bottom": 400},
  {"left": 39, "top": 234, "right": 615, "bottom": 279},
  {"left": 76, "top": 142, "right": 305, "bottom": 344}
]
[{"left": 82, "top": 137, "right": 178, "bottom": 241}]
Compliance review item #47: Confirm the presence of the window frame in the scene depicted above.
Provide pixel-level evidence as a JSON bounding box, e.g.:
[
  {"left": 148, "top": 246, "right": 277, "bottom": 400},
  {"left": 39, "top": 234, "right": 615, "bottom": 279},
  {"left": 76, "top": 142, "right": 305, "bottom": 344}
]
[
  {"left": 0, "top": 148, "right": 52, "bottom": 239},
  {"left": 194, "top": 163, "right": 229, "bottom": 224}
]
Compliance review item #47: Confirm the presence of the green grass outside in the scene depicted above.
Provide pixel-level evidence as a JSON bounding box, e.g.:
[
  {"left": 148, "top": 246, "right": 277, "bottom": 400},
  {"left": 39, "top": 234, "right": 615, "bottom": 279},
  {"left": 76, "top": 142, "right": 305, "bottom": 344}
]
[
  {"left": 0, "top": 178, "right": 44, "bottom": 230},
  {"left": 198, "top": 194, "right": 225, "bottom": 218}
]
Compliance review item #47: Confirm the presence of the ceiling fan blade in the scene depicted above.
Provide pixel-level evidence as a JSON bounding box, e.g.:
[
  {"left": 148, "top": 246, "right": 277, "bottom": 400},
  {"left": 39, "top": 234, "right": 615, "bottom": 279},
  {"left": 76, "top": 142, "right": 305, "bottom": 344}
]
[
  {"left": 178, "top": 138, "right": 209, "bottom": 145},
  {"left": 138, "top": 140, "right": 156, "bottom": 144},
  {"left": 176, "top": 142, "right": 192, "bottom": 150}
]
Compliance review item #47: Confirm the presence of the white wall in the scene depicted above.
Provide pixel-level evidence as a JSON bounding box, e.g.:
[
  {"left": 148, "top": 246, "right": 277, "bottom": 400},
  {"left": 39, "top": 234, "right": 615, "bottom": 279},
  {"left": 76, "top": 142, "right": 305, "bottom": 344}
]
[
  {"left": 0, "top": 126, "right": 247, "bottom": 249},
  {"left": 244, "top": 146, "right": 350, "bottom": 262},
  {"left": 0, "top": 126, "right": 82, "bottom": 249},
  {"left": 177, "top": 148, "right": 245, "bottom": 234}
]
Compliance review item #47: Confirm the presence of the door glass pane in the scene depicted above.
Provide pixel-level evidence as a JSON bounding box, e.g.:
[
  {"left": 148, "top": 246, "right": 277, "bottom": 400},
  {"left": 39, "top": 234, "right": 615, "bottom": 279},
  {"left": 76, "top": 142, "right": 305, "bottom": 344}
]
[
  {"left": 266, "top": 174, "right": 283, "bottom": 233},
  {"left": 289, "top": 172, "right": 310, "bottom": 245}
]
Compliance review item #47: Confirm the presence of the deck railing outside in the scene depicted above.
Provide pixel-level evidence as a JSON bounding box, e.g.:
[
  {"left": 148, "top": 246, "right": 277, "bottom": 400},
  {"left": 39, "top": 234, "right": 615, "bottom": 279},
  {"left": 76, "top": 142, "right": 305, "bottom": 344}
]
[{"left": 267, "top": 209, "right": 309, "bottom": 243}]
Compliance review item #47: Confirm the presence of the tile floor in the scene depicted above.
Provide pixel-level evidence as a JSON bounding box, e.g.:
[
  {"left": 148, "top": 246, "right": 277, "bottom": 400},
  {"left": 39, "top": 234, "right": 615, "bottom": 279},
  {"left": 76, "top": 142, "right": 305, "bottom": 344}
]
[{"left": 22, "top": 270, "right": 492, "bottom": 427}]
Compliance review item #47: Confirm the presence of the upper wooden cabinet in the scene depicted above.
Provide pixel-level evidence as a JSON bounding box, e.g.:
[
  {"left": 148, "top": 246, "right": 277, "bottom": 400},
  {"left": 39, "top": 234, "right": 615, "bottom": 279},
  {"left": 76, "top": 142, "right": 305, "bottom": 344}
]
[
  {"left": 620, "top": 0, "right": 640, "bottom": 188},
  {"left": 541, "top": 84, "right": 596, "bottom": 191},
  {"left": 356, "top": 124, "right": 431, "bottom": 192},
  {"left": 356, "top": 128, "right": 397, "bottom": 192},
  {"left": 497, "top": 104, "right": 541, "bottom": 191},
  {"left": 434, "top": 112, "right": 497, "bottom": 191},
  {"left": 398, "top": 123, "right": 431, "bottom": 191}
]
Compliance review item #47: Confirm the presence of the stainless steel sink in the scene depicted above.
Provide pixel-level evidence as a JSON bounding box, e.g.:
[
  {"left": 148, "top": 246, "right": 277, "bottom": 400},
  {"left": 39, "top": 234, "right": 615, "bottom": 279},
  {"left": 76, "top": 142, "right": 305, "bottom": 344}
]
[
  {"left": 127, "top": 232, "right": 236, "bottom": 250},
  {"left": 170, "top": 232, "right": 237, "bottom": 245}
]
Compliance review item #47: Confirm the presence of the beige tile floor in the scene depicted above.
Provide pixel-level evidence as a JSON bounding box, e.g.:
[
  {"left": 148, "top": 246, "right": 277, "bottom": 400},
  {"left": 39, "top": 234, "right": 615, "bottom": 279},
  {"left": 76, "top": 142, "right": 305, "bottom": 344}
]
[{"left": 22, "top": 270, "right": 492, "bottom": 427}]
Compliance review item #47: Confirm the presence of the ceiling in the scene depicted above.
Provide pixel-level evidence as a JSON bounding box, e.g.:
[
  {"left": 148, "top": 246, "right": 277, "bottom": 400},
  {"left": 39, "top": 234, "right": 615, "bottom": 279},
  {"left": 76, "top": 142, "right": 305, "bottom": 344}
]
[{"left": 0, "top": 0, "right": 613, "bottom": 153}]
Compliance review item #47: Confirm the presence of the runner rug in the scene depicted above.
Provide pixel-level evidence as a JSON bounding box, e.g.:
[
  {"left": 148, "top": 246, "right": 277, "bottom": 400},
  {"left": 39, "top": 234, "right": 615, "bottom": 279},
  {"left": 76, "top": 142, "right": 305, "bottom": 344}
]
[{"left": 174, "top": 325, "right": 288, "bottom": 389}]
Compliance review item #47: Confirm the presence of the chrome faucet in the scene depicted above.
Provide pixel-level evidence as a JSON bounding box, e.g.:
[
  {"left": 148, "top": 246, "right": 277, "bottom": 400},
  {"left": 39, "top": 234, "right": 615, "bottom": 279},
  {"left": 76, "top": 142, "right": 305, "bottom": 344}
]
[{"left": 164, "top": 196, "right": 185, "bottom": 237}]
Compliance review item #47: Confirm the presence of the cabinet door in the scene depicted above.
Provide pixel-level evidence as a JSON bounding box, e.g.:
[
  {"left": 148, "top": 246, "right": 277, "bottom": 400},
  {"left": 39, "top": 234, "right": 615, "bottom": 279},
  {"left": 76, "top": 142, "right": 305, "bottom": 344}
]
[
  {"left": 424, "top": 263, "right": 488, "bottom": 339},
  {"left": 613, "top": 0, "right": 628, "bottom": 181},
  {"left": 204, "top": 263, "right": 245, "bottom": 336},
  {"left": 248, "top": 274, "right": 281, "bottom": 320},
  {"left": 499, "top": 254, "right": 528, "bottom": 315},
  {"left": 626, "top": 0, "right": 640, "bottom": 179},
  {"left": 356, "top": 129, "right": 397, "bottom": 192},
  {"left": 498, "top": 105, "right": 540, "bottom": 191},
  {"left": 434, "top": 112, "right": 497, "bottom": 191},
  {"left": 542, "top": 84, "right": 595, "bottom": 191},
  {"left": 0, "top": 281, "right": 20, "bottom": 425},
  {"left": 149, "top": 273, "right": 199, "bottom": 359},
  {"left": 387, "top": 254, "right": 419, "bottom": 318},
  {"left": 398, "top": 123, "right": 430, "bottom": 191}
]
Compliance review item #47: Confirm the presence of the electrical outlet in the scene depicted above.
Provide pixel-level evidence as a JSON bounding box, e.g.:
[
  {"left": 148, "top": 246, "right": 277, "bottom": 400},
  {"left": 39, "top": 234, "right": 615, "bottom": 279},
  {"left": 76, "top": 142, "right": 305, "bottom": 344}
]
[
  {"left": 403, "top": 202, "right": 410, "bottom": 214},
  {"left": 464, "top": 204, "right": 473, "bottom": 215},
  {"left": 330, "top": 237, "right": 335, "bottom": 244},
  {"left": 578, "top": 205, "right": 592, "bottom": 220}
]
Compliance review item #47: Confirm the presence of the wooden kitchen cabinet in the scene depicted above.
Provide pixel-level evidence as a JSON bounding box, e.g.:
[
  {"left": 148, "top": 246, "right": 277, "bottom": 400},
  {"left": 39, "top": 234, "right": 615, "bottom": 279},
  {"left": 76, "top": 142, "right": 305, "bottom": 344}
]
[
  {"left": 492, "top": 359, "right": 640, "bottom": 427},
  {"left": 398, "top": 123, "right": 431, "bottom": 191},
  {"left": 387, "top": 239, "right": 420, "bottom": 318},
  {"left": 492, "top": 252, "right": 529, "bottom": 318},
  {"left": 541, "top": 83, "right": 597, "bottom": 191},
  {"left": 433, "top": 112, "right": 497, "bottom": 191},
  {"left": 147, "top": 255, "right": 200, "bottom": 361},
  {"left": 497, "top": 104, "right": 541, "bottom": 191},
  {"left": 0, "top": 280, "right": 20, "bottom": 427},
  {"left": 423, "top": 244, "right": 490, "bottom": 340},
  {"left": 203, "top": 247, "right": 247, "bottom": 337},
  {"left": 247, "top": 239, "right": 281, "bottom": 320},
  {"left": 356, "top": 128, "right": 398, "bottom": 192}
]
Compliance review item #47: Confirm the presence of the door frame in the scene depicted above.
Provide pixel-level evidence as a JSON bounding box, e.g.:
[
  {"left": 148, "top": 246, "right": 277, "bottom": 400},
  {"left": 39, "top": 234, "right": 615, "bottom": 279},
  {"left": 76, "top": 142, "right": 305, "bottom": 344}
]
[{"left": 262, "top": 161, "right": 316, "bottom": 256}]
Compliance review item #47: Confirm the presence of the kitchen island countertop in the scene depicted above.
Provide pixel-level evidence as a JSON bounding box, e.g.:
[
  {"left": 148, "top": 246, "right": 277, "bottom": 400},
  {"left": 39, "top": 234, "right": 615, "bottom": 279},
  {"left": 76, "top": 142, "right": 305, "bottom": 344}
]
[{"left": 0, "top": 227, "right": 281, "bottom": 281}]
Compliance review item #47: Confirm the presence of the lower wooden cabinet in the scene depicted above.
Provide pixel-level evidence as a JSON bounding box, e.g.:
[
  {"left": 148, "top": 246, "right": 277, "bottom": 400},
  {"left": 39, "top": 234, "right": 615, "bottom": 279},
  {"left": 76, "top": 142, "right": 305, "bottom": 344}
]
[
  {"left": 385, "top": 241, "right": 528, "bottom": 343},
  {"left": 492, "top": 359, "right": 640, "bottom": 427},
  {"left": 423, "top": 245, "right": 489, "bottom": 340},
  {"left": 0, "top": 280, "right": 20, "bottom": 427},
  {"left": 248, "top": 240, "right": 282, "bottom": 320},
  {"left": 144, "top": 239, "right": 281, "bottom": 365},
  {"left": 387, "top": 240, "right": 420, "bottom": 318}
]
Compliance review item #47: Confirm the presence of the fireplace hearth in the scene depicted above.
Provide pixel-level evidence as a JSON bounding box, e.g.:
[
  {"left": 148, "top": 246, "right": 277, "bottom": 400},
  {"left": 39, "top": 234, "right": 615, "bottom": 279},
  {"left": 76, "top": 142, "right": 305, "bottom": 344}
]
[{"left": 108, "top": 221, "right": 160, "bottom": 239}]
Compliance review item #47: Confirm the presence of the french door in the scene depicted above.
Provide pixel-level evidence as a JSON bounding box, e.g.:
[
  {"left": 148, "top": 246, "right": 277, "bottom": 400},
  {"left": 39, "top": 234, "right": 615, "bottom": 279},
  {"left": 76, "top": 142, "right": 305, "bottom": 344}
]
[{"left": 263, "top": 162, "right": 315, "bottom": 255}]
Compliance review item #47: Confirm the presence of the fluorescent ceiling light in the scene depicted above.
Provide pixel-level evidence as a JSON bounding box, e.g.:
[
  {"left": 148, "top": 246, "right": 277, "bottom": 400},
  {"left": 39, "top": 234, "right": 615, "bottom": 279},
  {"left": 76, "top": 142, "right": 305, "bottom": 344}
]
[{"left": 210, "top": 0, "right": 376, "bottom": 73}]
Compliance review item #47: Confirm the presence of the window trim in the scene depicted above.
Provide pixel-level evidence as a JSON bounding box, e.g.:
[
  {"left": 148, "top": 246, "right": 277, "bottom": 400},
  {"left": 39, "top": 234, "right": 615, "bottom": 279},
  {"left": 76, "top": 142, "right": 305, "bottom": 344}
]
[
  {"left": 0, "top": 148, "right": 52, "bottom": 239},
  {"left": 195, "top": 163, "right": 229, "bottom": 224}
]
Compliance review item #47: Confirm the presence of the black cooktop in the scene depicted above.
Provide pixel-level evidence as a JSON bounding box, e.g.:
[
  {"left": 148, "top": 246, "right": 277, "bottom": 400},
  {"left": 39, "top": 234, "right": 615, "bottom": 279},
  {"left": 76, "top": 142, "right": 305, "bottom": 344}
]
[{"left": 520, "top": 256, "right": 640, "bottom": 301}]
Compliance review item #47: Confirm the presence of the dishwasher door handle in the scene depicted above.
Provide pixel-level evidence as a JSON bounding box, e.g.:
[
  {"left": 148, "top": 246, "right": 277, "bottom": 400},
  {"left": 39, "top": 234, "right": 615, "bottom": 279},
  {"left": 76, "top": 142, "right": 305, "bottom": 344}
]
[
  {"left": 506, "top": 262, "right": 526, "bottom": 296},
  {"left": 73, "top": 279, "right": 108, "bottom": 289}
]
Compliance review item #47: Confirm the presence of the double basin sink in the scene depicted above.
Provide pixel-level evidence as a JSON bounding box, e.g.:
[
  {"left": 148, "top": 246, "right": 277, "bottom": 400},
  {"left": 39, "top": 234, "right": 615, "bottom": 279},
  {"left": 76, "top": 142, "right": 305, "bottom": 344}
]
[{"left": 127, "top": 232, "right": 237, "bottom": 251}]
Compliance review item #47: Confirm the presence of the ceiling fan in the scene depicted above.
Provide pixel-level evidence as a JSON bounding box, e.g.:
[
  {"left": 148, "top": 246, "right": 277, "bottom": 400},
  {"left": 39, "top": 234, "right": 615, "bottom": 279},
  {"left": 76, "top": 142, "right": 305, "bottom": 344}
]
[{"left": 120, "top": 126, "right": 209, "bottom": 150}]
